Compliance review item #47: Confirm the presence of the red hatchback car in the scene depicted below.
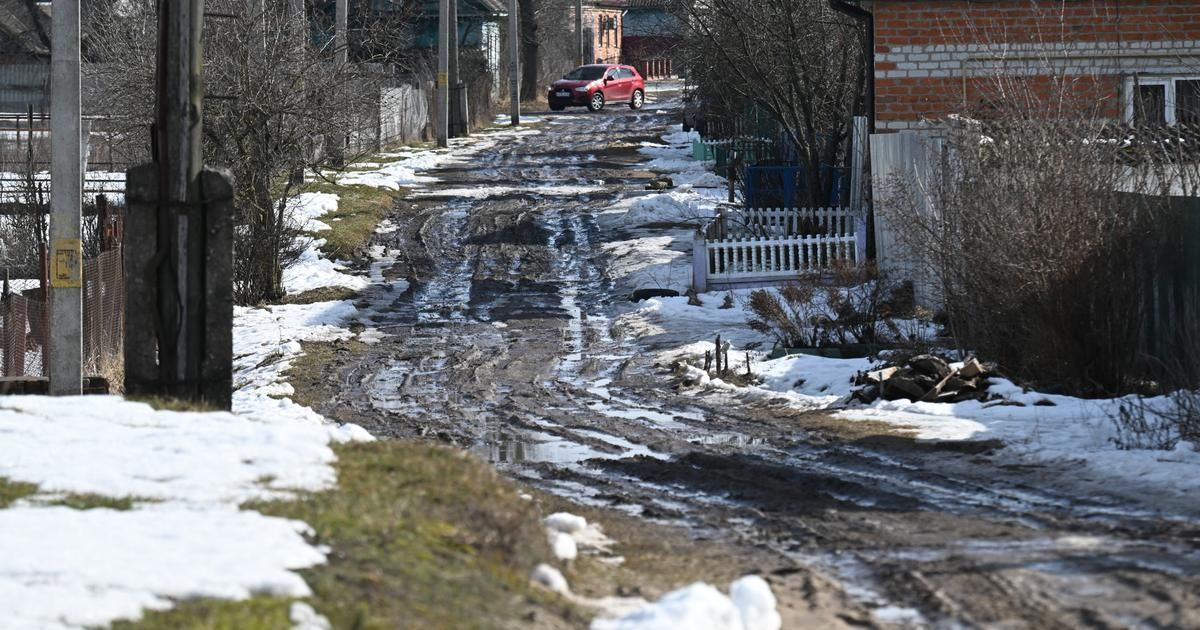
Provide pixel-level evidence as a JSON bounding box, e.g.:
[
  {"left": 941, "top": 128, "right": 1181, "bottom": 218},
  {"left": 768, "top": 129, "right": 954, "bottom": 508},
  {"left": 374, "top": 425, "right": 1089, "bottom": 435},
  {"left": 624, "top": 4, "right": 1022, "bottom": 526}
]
[{"left": 548, "top": 64, "right": 646, "bottom": 112}]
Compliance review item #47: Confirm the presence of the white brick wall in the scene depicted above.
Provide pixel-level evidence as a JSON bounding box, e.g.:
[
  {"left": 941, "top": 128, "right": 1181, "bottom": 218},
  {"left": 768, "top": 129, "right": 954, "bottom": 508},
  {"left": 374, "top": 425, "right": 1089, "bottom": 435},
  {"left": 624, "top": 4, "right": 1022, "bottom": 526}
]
[{"left": 876, "top": 39, "right": 1200, "bottom": 79}]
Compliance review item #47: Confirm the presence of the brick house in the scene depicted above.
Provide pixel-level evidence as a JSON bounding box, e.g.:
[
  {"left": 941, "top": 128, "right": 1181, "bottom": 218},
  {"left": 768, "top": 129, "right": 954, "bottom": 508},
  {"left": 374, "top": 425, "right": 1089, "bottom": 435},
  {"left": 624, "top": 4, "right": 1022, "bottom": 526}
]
[
  {"left": 844, "top": 1, "right": 1200, "bottom": 131},
  {"left": 582, "top": 0, "right": 626, "bottom": 65}
]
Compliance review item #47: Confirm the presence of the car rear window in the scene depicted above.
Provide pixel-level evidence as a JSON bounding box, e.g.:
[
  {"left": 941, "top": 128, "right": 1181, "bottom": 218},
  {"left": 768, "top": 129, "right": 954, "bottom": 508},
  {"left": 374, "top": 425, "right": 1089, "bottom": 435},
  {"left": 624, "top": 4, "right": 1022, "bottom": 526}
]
[
  {"left": 619, "top": 68, "right": 635, "bottom": 79},
  {"left": 565, "top": 66, "right": 607, "bottom": 81}
]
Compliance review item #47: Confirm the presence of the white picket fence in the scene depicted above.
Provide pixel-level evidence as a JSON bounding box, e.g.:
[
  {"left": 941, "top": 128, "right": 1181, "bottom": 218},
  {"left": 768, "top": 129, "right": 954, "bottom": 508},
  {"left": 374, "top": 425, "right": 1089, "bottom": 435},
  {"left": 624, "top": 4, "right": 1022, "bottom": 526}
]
[{"left": 693, "top": 207, "right": 864, "bottom": 292}]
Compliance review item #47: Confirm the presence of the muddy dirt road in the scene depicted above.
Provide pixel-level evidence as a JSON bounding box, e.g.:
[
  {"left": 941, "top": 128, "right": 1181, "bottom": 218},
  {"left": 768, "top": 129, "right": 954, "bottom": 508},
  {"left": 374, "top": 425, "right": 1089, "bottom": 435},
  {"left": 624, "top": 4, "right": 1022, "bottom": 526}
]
[{"left": 308, "top": 87, "right": 1200, "bottom": 628}]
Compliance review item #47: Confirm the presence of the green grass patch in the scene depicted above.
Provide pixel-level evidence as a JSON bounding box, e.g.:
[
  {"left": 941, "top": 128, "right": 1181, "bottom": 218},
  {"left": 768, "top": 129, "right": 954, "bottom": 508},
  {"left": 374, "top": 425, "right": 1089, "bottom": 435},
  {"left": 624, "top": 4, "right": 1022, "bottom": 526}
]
[
  {"left": 0, "top": 479, "right": 38, "bottom": 508},
  {"left": 46, "top": 493, "right": 141, "bottom": 510},
  {"left": 300, "top": 182, "right": 403, "bottom": 260},
  {"left": 110, "top": 597, "right": 293, "bottom": 630},
  {"left": 280, "top": 286, "right": 361, "bottom": 305},
  {"left": 250, "top": 441, "right": 581, "bottom": 629},
  {"left": 116, "top": 441, "right": 585, "bottom": 629}
]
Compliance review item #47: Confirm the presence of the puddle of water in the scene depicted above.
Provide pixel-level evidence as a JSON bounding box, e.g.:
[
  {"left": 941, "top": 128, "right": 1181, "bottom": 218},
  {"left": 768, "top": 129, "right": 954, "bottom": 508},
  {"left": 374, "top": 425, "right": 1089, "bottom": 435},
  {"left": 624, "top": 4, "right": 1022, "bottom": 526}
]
[{"left": 477, "top": 428, "right": 611, "bottom": 464}]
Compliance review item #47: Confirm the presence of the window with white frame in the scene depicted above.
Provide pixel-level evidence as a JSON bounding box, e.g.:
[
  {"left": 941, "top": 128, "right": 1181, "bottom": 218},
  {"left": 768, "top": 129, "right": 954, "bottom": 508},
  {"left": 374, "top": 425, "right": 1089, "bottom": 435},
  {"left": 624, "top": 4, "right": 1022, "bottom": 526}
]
[{"left": 1126, "top": 76, "right": 1200, "bottom": 125}]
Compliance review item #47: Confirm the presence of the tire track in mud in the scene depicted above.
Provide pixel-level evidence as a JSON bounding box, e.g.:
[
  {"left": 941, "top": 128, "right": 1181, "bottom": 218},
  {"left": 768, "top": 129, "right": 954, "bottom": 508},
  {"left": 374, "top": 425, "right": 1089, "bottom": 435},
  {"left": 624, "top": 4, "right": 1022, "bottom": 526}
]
[{"left": 311, "top": 97, "right": 1200, "bottom": 628}]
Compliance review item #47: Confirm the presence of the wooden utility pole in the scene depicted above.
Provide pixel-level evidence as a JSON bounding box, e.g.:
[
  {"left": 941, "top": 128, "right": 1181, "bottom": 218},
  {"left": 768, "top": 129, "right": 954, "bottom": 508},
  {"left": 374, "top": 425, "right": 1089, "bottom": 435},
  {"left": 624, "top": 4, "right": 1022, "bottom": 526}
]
[
  {"left": 448, "top": 0, "right": 467, "bottom": 137},
  {"left": 125, "top": 0, "right": 233, "bottom": 408},
  {"left": 508, "top": 0, "right": 519, "bottom": 126},
  {"left": 576, "top": 0, "right": 584, "bottom": 66},
  {"left": 437, "top": 0, "right": 449, "bottom": 147},
  {"left": 49, "top": 0, "right": 83, "bottom": 395}
]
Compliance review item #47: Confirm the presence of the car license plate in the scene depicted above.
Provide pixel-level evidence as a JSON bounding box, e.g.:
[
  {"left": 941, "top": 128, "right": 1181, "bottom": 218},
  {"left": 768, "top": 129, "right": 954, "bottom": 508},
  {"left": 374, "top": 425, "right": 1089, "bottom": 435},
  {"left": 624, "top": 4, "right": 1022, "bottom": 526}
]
[{"left": 555, "top": 91, "right": 570, "bottom": 97}]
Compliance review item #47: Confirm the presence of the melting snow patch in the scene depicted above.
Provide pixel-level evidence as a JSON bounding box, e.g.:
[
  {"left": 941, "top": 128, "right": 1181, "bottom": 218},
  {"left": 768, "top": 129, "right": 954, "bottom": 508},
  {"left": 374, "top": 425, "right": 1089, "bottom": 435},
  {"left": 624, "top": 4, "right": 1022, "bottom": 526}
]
[
  {"left": 291, "top": 601, "right": 333, "bottom": 630},
  {"left": 871, "top": 605, "right": 925, "bottom": 625},
  {"left": 532, "top": 563, "right": 570, "bottom": 594},
  {"left": 0, "top": 506, "right": 326, "bottom": 630},
  {"left": 591, "top": 575, "right": 781, "bottom": 630}
]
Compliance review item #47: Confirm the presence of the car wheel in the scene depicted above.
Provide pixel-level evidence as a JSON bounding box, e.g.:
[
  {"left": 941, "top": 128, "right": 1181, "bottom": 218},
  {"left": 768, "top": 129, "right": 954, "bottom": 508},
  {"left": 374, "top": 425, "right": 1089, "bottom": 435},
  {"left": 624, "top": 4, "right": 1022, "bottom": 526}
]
[
  {"left": 587, "top": 92, "right": 605, "bottom": 112},
  {"left": 630, "top": 89, "right": 645, "bottom": 110}
]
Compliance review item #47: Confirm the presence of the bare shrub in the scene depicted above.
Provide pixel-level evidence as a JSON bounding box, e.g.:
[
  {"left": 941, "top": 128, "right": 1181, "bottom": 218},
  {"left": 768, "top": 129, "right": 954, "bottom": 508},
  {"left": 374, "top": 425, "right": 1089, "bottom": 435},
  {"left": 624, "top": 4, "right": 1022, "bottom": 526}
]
[
  {"left": 745, "top": 264, "right": 907, "bottom": 349},
  {"left": 1113, "top": 392, "right": 1200, "bottom": 451},
  {"left": 87, "top": 0, "right": 396, "bottom": 305},
  {"left": 885, "top": 114, "right": 1200, "bottom": 396},
  {"left": 679, "top": 0, "right": 865, "bottom": 206}
]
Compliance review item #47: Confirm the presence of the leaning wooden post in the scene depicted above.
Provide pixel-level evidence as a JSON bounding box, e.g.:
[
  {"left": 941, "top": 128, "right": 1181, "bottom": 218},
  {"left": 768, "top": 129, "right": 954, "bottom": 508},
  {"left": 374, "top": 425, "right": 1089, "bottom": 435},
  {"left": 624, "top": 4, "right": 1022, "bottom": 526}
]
[
  {"left": 692, "top": 227, "right": 707, "bottom": 293},
  {"left": 715, "top": 334, "right": 722, "bottom": 373}
]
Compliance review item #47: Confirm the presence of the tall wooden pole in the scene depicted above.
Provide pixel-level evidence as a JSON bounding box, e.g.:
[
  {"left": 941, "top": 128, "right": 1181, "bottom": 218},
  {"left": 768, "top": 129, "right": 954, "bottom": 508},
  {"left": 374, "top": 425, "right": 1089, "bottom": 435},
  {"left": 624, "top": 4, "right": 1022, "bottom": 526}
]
[
  {"left": 154, "top": 0, "right": 205, "bottom": 392},
  {"left": 576, "top": 0, "right": 584, "bottom": 66},
  {"left": 508, "top": 0, "right": 519, "bottom": 126},
  {"left": 49, "top": 0, "right": 83, "bottom": 395},
  {"left": 437, "top": 0, "right": 449, "bottom": 147},
  {"left": 448, "top": 0, "right": 462, "bottom": 136}
]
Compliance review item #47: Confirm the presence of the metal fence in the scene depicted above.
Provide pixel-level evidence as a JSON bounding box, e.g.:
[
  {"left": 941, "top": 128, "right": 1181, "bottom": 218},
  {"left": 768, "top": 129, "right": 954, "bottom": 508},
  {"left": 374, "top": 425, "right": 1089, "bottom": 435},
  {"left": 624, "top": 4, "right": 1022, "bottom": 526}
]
[{"left": 1, "top": 245, "right": 124, "bottom": 385}]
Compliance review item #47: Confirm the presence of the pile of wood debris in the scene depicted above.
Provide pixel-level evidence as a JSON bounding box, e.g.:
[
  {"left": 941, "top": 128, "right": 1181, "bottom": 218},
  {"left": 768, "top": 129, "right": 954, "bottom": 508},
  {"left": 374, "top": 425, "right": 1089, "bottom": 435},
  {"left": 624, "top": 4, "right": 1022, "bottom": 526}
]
[{"left": 851, "top": 354, "right": 994, "bottom": 404}]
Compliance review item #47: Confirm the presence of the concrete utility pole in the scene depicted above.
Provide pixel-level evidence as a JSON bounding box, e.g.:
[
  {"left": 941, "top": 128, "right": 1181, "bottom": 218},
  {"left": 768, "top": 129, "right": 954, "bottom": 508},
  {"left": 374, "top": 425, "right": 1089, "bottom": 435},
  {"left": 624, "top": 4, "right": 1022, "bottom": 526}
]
[
  {"left": 335, "top": 0, "right": 348, "bottom": 67},
  {"left": 508, "top": 0, "right": 519, "bottom": 126},
  {"left": 49, "top": 0, "right": 83, "bottom": 395},
  {"left": 437, "top": 0, "right": 449, "bottom": 147},
  {"left": 576, "top": 0, "right": 584, "bottom": 66}
]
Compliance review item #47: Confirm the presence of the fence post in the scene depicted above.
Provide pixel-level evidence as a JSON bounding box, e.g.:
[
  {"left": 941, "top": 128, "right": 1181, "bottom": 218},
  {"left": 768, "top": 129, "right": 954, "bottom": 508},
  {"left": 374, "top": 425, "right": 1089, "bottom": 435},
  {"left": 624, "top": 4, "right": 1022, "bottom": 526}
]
[
  {"left": 199, "top": 169, "right": 234, "bottom": 409},
  {"left": 123, "top": 164, "right": 159, "bottom": 395},
  {"left": 692, "top": 228, "right": 708, "bottom": 293}
]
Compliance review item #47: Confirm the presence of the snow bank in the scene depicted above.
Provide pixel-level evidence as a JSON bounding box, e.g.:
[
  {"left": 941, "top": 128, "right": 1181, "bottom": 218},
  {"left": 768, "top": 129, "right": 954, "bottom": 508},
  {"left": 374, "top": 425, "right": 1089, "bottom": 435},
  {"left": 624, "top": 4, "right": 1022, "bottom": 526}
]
[
  {"left": 591, "top": 575, "right": 781, "bottom": 630},
  {"left": 288, "top": 192, "right": 339, "bottom": 232},
  {"left": 0, "top": 396, "right": 336, "bottom": 504},
  {"left": 622, "top": 189, "right": 719, "bottom": 226},
  {"left": 283, "top": 239, "right": 370, "bottom": 296},
  {"left": 666, "top": 336, "right": 1200, "bottom": 497},
  {"left": 337, "top": 151, "right": 447, "bottom": 189},
  {"left": 601, "top": 235, "right": 691, "bottom": 293},
  {"left": 279, "top": 192, "right": 370, "bottom": 296},
  {"left": 0, "top": 506, "right": 325, "bottom": 629}
]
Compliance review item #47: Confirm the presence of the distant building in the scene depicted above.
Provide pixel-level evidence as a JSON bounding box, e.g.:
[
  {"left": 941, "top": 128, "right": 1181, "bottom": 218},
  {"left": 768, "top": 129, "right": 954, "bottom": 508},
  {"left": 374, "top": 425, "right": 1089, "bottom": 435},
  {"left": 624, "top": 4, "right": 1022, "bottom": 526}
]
[
  {"left": 582, "top": 1, "right": 626, "bottom": 65},
  {"left": 860, "top": 0, "right": 1200, "bottom": 130},
  {"left": 622, "top": 0, "right": 682, "bottom": 79}
]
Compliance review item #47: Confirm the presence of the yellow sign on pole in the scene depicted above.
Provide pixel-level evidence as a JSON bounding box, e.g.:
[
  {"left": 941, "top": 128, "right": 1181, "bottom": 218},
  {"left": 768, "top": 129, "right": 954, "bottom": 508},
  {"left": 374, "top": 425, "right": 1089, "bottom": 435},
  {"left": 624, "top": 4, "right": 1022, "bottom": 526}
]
[
  {"left": 437, "top": 71, "right": 449, "bottom": 88},
  {"left": 51, "top": 239, "right": 83, "bottom": 288}
]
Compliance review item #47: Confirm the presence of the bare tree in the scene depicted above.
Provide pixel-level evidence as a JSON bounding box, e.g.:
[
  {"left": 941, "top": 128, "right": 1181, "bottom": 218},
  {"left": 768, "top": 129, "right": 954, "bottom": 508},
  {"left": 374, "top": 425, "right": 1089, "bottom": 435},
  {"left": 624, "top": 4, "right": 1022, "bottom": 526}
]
[
  {"left": 881, "top": 57, "right": 1200, "bottom": 396},
  {"left": 679, "top": 0, "right": 866, "bottom": 207},
  {"left": 87, "top": 0, "right": 401, "bottom": 304}
]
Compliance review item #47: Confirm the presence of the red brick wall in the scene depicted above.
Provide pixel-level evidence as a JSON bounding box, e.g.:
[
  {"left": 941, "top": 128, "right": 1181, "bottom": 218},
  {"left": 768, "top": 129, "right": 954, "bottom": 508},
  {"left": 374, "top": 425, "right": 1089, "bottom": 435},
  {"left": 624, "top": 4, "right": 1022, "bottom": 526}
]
[
  {"left": 872, "top": 0, "right": 1200, "bottom": 128},
  {"left": 586, "top": 8, "right": 624, "bottom": 64}
]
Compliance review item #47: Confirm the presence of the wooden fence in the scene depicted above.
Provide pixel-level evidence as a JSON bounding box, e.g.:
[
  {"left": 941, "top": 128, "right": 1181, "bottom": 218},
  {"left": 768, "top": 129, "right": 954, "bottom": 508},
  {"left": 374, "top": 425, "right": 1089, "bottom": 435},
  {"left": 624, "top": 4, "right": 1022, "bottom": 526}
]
[{"left": 693, "top": 207, "right": 863, "bottom": 291}]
